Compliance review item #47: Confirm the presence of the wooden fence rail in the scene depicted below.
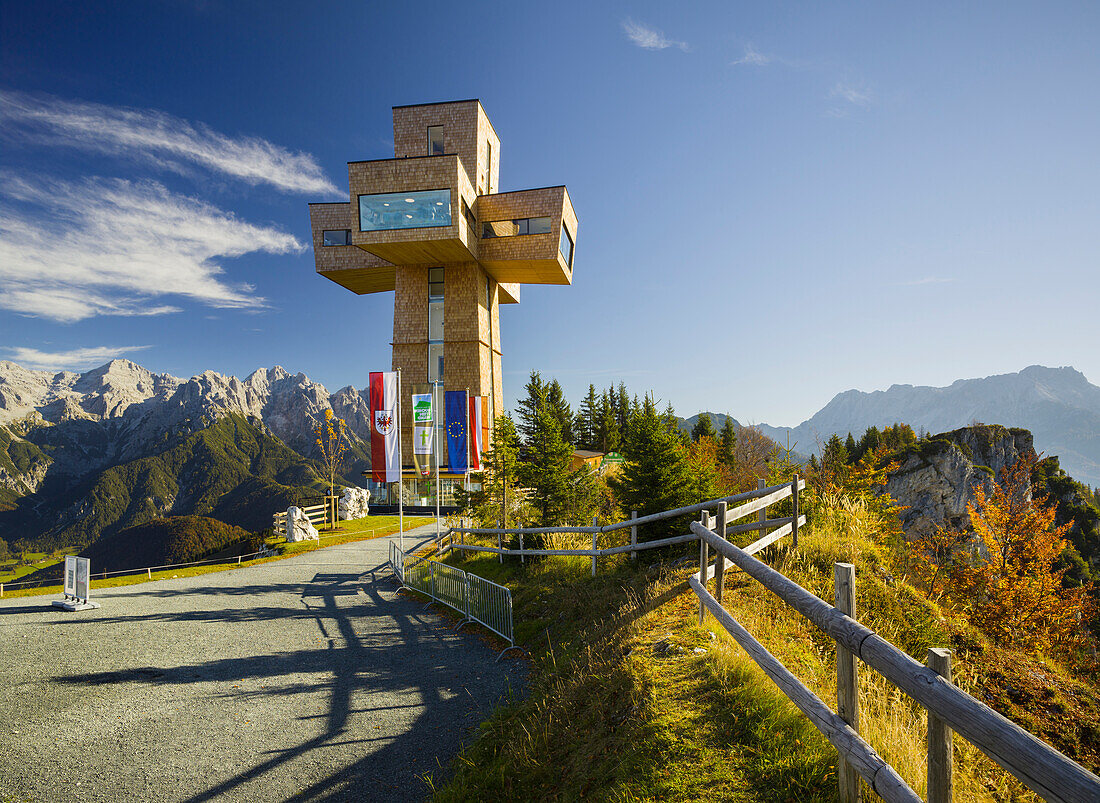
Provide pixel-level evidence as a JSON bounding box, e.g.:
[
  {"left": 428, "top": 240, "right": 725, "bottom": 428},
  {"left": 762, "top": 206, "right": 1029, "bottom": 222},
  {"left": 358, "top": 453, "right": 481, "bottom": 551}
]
[
  {"left": 426, "top": 478, "right": 1100, "bottom": 801},
  {"left": 689, "top": 518, "right": 1100, "bottom": 803}
]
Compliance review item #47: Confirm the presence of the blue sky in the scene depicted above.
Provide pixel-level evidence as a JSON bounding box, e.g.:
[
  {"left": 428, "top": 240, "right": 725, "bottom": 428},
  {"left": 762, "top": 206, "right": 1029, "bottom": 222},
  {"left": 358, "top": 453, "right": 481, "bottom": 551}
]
[{"left": 1, "top": 1, "right": 1098, "bottom": 426}]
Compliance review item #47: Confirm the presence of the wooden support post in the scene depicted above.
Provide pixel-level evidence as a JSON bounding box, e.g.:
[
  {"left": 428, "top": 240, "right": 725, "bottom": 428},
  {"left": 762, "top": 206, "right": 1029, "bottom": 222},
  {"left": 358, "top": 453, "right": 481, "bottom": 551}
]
[
  {"left": 1, "top": 583, "right": 4, "bottom": 597},
  {"left": 927, "top": 648, "right": 954, "bottom": 803},
  {"left": 715, "top": 501, "right": 727, "bottom": 605},
  {"left": 519, "top": 533, "right": 524, "bottom": 564},
  {"left": 630, "top": 510, "right": 638, "bottom": 561},
  {"left": 791, "top": 474, "right": 800, "bottom": 549},
  {"left": 498, "top": 533, "right": 503, "bottom": 564},
  {"left": 757, "top": 478, "right": 767, "bottom": 547},
  {"left": 147, "top": 567, "right": 152, "bottom": 579},
  {"left": 699, "top": 511, "right": 710, "bottom": 625},
  {"left": 591, "top": 515, "right": 598, "bottom": 577},
  {"left": 835, "top": 562, "right": 860, "bottom": 803}
]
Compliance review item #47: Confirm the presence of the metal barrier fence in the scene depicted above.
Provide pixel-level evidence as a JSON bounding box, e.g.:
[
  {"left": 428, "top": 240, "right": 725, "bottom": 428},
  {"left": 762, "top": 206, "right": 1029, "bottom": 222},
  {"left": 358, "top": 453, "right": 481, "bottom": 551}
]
[{"left": 389, "top": 540, "right": 518, "bottom": 661}]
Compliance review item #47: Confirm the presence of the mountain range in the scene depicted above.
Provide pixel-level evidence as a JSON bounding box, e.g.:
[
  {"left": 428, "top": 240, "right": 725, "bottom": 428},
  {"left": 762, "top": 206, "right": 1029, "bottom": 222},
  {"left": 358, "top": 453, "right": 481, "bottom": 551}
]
[
  {"left": 0, "top": 359, "right": 374, "bottom": 549},
  {"left": 754, "top": 366, "right": 1100, "bottom": 487}
]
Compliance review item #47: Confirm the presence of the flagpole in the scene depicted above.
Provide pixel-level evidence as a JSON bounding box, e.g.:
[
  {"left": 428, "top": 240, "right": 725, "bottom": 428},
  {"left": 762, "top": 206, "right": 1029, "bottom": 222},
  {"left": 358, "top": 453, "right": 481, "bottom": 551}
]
[
  {"left": 397, "top": 368, "right": 403, "bottom": 552},
  {"left": 434, "top": 380, "right": 441, "bottom": 542},
  {"left": 465, "top": 386, "right": 470, "bottom": 496}
]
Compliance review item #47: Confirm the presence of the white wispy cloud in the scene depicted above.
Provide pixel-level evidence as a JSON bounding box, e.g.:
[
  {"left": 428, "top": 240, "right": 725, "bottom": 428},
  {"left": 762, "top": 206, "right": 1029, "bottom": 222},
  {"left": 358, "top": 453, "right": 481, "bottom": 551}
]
[
  {"left": 731, "top": 44, "right": 770, "bottom": 67},
  {"left": 4, "top": 345, "right": 152, "bottom": 371},
  {"left": 622, "top": 19, "right": 688, "bottom": 51},
  {"left": 826, "top": 82, "right": 875, "bottom": 117},
  {"left": 0, "top": 174, "right": 305, "bottom": 322},
  {"left": 0, "top": 89, "right": 339, "bottom": 195}
]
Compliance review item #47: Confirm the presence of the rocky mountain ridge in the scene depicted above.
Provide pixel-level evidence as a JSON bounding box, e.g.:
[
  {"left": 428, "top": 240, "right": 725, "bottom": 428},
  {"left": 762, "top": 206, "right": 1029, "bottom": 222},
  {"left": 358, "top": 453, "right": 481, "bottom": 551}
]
[
  {"left": 0, "top": 359, "right": 376, "bottom": 547},
  {"left": 758, "top": 365, "right": 1100, "bottom": 486}
]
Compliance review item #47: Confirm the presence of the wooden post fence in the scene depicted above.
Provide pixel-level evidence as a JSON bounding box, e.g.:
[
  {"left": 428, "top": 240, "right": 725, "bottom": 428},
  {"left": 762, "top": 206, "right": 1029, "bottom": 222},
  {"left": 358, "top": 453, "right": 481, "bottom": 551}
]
[
  {"left": 699, "top": 510, "right": 710, "bottom": 625},
  {"left": 928, "top": 648, "right": 954, "bottom": 802},
  {"left": 591, "top": 516, "right": 598, "bottom": 577},
  {"left": 835, "top": 563, "right": 860, "bottom": 803},
  {"left": 630, "top": 510, "right": 637, "bottom": 560},
  {"left": 715, "top": 501, "right": 727, "bottom": 605}
]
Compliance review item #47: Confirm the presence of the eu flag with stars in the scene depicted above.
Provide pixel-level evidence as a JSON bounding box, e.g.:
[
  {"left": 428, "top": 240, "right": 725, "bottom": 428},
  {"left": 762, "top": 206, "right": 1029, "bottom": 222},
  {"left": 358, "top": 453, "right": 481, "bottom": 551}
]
[{"left": 445, "top": 390, "right": 468, "bottom": 473}]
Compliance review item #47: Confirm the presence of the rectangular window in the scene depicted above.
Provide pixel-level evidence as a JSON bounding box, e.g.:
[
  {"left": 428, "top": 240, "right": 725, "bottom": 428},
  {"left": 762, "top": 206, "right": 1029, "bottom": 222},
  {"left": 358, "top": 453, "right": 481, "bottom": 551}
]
[
  {"left": 428, "top": 300, "right": 444, "bottom": 341},
  {"left": 428, "top": 344, "right": 444, "bottom": 382},
  {"left": 559, "top": 225, "right": 574, "bottom": 267},
  {"left": 428, "top": 267, "right": 444, "bottom": 299},
  {"left": 358, "top": 189, "right": 451, "bottom": 232},
  {"left": 322, "top": 229, "right": 351, "bottom": 246},
  {"left": 481, "top": 216, "right": 552, "bottom": 239},
  {"left": 427, "top": 125, "right": 444, "bottom": 156}
]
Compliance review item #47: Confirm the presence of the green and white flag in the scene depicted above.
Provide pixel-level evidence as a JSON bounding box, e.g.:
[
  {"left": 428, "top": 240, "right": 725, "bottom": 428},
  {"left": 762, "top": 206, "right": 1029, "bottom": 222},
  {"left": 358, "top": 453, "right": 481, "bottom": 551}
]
[
  {"left": 411, "top": 385, "right": 435, "bottom": 476},
  {"left": 412, "top": 392, "right": 433, "bottom": 423}
]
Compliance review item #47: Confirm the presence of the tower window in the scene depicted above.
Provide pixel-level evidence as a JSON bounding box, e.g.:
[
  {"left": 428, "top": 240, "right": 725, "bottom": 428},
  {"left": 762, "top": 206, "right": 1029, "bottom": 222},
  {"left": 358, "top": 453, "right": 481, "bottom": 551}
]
[
  {"left": 428, "top": 125, "right": 444, "bottom": 156},
  {"left": 322, "top": 229, "right": 350, "bottom": 246},
  {"left": 559, "top": 225, "right": 574, "bottom": 267}
]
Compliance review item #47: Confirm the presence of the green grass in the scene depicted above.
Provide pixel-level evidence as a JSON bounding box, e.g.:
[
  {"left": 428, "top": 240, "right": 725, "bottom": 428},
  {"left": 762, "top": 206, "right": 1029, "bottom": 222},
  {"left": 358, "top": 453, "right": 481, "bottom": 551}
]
[
  {"left": 427, "top": 551, "right": 836, "bottom": 801},
  {"left": 426, "top": 494, "right": 1052, "bottom": 801},
  {"left": 0, "top": 515, "right": 430, "bottom": 598}
]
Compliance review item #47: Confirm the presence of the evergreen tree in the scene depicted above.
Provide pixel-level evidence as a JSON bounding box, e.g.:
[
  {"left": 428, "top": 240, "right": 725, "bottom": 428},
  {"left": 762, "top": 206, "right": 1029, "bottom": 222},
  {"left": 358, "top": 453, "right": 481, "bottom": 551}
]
[
  {"left": 516, "top": 371, "right": 547, "bottom": 444},
  {"left": 821, "top": 434, "right": 850, "bottom": 482},
  {"left": 517, "top": 403, "right": 574, "bottom": 527},
  {"left": 616, "top": 383, "right": 631, "bottom": 435},
  {"left": 855, "top": 426, "right": 881, "bottom": 463},
  {"left": 718, "top": 416, "right": 737, "bottom": 469},
  {"left": 576, "top": 384, "right": 600, "bottom": 451},
  {"left": 545, "top": 379, "right": 574, "bottom": 444},
  {"left": 609, "top": 394, "right": 695, "bottom": 539},
  {"left": 691, "top": 413, "right": 717, "bottom": 442},
  {"left": 476, "top": 414, "right": 520, "bottom": 528},
  {"left": 595, "top": 397, "right": 620, "bottom": 454},
  {"left": 845, "top": 432, "right": 857, "bottom": 463}
]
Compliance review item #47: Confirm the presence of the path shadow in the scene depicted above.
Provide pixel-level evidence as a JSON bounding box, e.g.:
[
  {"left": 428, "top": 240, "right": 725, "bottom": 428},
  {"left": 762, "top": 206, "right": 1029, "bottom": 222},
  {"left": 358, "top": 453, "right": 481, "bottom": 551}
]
[{"left": 52, "top": 564, "right": 522, "bottom": 802}]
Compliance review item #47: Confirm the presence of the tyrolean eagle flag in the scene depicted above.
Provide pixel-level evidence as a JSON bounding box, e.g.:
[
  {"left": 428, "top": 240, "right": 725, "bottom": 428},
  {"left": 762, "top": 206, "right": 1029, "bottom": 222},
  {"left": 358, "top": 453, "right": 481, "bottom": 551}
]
[{"left": 369, "top": 371, "right": 400, "bottom": 483}]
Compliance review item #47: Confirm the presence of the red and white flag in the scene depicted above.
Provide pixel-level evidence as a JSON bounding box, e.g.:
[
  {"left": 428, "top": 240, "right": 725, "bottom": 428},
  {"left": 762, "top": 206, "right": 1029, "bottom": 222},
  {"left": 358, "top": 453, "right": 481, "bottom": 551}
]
[
  {"left": 469, "top": 395, "right": 486, "bottom": 470},
  {"left": 369, "top": 371, "right": 400, "bottom": 483}
]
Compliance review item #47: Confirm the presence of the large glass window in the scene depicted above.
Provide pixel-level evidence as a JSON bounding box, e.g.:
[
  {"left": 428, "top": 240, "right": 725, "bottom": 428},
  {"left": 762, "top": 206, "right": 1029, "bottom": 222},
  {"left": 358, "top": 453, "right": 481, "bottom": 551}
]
[
  {"left": 427, "top": 125, "right": 444, "bottom": 156},
  {"left": 322, "top": 229, "right": 350, "bottom": 246},
  {"left": 482, "top": 216, "right": 552, "bottom": 239},
  {"left": 359, "top": 190, "right": 451, "bottom": 232},
  {"left": 559, "top": 225, "right": 574, "bottom": 267}
]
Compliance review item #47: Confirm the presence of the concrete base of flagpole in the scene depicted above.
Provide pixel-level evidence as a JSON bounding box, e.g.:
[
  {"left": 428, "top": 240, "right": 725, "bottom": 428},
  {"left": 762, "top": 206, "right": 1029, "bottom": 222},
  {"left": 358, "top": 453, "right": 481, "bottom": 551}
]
[{"left": 52, "top": 600, "right": 100, "bottom": 612}]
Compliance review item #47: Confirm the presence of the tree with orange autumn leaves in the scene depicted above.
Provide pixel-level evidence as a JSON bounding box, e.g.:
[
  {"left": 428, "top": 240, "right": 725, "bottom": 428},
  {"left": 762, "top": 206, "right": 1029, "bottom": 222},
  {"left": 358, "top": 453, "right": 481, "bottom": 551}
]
[
  {"left": 313, "top": 408, "right": 347, "bottom": 498},
  {"left": 919, "top": 454, "right": 1093, "bottom": 654}
]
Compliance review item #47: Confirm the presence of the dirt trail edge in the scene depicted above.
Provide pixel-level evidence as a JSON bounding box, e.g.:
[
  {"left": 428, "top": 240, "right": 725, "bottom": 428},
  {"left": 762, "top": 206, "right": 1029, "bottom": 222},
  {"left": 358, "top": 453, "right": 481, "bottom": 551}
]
[{"left": 0, "top": 526, "right": 525, "bottom": 803}]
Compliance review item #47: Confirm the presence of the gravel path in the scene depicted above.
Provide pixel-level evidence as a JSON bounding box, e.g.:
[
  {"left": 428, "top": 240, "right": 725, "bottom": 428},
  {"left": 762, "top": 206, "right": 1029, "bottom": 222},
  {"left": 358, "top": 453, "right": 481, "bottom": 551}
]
[{"left": 0, "top": 527, "right": 525, "bottom": 803}]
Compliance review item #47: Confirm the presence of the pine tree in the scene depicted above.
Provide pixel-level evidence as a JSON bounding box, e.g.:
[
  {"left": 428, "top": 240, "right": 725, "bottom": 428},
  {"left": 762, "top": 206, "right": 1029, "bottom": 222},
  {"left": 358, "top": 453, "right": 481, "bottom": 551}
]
[
  {"left": 691, "top": 413, "right": 717, "bottom": 442},
  {"left": 595, "top": 396, "right": 620, "bottom": 454},
  {"left": 515, "top": 371, "right": 547, "bottom": 443},
  {"left": 545, "top": 379, "right": 574, "bottom": 444},
  {"left": 845, "top": 432, "right": 857, "bottom": 463},
  {"left": 576, "top": 384, "right": 600, "bottom": 451},
  {"left": 718, "top": 416, "right": 737, "bottom": 469},
  {"left": 616, "top": 383, "right": 631, "bottom": 435},
  {"left": 517, "top": 403, "right": 574, "bottom": 527},
  {"left": 609, "top": 394, "right": 695, "bottom": 539},
  {"left": 477, "top": 414, "right": 521, "bottom": 528}
]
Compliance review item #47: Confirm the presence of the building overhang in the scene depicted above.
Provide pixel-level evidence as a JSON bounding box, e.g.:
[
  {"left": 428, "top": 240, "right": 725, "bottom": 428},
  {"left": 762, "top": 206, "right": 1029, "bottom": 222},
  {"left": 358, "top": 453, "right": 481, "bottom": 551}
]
[{"left": 475, "top": 186, "right": 577, "bottom": 285}]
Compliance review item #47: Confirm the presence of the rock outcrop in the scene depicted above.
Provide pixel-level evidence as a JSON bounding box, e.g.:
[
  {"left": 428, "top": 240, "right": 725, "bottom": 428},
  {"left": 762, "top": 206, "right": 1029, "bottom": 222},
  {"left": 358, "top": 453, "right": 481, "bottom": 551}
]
[
  {"left": 884, "top": 425, "right": 1034, "bottom": 541},
  {"left": 285, "top": 507, "right": 319, "bottom": 542},
  {"left": 338, "top": 487, "right": 370, "bottom": 521}
]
